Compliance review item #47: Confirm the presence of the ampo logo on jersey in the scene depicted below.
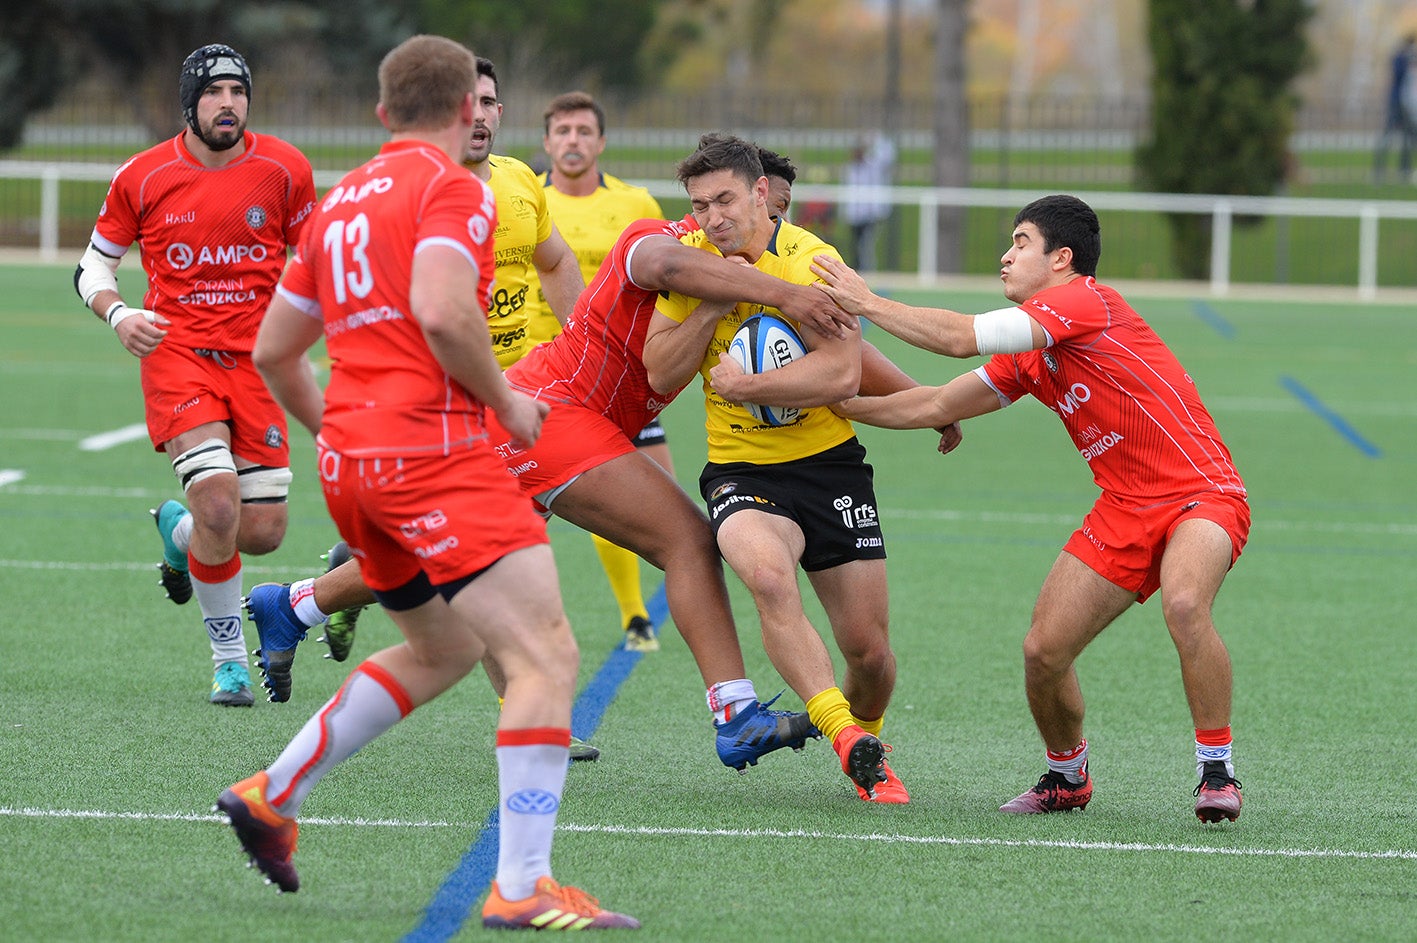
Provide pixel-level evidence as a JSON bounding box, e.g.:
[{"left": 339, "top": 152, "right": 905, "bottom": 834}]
[
  {"left": 1056, "top": 382, "right": 1092, "bottom": 417},
  {"left": 166, "top": 242, "right": 269, "bottom": 270}
]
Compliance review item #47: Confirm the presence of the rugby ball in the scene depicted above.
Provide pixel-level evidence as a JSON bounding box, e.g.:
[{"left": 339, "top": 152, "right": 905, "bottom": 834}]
[{"left": 726, "top": 313, "right": 808, "bottom": 426}]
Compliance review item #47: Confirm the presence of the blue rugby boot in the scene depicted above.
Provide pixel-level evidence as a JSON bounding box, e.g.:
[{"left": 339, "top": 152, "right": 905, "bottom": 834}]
[
  {"left": 150, "top": 500, "right": 192, "bottom": 605},
  {"left": 714, "top": 693, "right": 821, "bottom": 772},
  {"left": 243, "top": 583, "right": 308, "bottom": 703}
]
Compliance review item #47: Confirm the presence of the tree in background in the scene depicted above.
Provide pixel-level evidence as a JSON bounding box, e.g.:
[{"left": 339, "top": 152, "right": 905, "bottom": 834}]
[
  {"left": 0, "top": 4, "right": 74, "bottom": 150},
  {"left": 423, "top": 0, "right": 660, "bottom": 91},
  {"left": 1137, "top": 0, "right": 1314, "bottom": 278},
  {"left": 0, "top": 0, "right": 416, "bottom": 148},
  {"left": 933, "top": 0, "right": 969, "bottom": 275}
]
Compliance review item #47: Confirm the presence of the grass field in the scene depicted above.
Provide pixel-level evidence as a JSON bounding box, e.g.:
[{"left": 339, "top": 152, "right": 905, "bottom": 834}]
[{"left": 1, "top": 264, "right": 1414, "bottom": 941}]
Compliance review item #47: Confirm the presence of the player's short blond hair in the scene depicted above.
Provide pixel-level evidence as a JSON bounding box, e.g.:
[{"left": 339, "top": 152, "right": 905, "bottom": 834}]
[{"left": 378, "top": 35, "right": 478, "bottom": 132}]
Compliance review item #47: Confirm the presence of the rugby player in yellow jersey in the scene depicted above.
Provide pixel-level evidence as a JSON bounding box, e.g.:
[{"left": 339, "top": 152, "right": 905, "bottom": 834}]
[
  {"left": 645, "top": 133, "right": 909, "bottom": 804},
  {"left": 524, "top": 91, "right": 672, "bottom": 654}
]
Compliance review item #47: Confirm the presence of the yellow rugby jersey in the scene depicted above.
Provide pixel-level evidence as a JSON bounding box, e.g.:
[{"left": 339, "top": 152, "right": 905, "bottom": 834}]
[
  {"left": 525, "top": 172, "right": 663, "bottom": 348},
  {"left": 476, "top": 155, "right": 552, "bottom": 367},
  {"left": 658, "top": 219, "right": 856, "bottom": 465}
]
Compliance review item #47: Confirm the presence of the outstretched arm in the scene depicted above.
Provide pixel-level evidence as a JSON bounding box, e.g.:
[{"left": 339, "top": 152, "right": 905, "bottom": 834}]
[
  {"left": 810, "top": 255, "right": 1047, "bottom": 357},
  {"left": 859, "top": 339, "right": 964, "bottom": 454},
  {"left": 632, "top": 234, "right": 856, "bottom": 338},
  {"left": 834, "top": 369, "right": 1001, "bottom": 431}
]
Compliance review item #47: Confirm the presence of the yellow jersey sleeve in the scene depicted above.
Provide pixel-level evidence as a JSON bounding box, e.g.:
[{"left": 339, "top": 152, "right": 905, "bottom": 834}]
[{"left": 484, "top": 155, "right": 552, "bottom": 367}]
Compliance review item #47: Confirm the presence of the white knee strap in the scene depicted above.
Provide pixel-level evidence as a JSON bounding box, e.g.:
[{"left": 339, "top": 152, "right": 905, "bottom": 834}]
[
  {"left": 239, "top": 465, "right": 293, "bottom": 503},
  {"left": 171, "top": 438, "right": 237, "bottom": 492}
]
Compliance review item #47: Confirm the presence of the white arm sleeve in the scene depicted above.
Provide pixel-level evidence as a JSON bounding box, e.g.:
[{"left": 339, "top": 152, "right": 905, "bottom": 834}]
[
  {"left": 76, "top": 243, "right": 121, "bottom": 307},
  {"left": 972, "top": 306, "right": 1050, "bottom": 355}
]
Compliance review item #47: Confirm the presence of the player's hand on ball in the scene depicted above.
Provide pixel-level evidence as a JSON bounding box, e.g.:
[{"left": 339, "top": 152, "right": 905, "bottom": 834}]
[{"left": 709, "top": 352, "right": 748, "bottom": 403}]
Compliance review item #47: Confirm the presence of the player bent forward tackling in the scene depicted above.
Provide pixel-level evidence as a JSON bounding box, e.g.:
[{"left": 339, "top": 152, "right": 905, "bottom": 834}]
[{"left": 244, "top": 206, "right": 860, "bottom": 774}]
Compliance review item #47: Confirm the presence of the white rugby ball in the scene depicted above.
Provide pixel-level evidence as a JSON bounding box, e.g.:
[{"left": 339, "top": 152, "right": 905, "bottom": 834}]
[{"left": 726, "top": 313, "right": 808, "bottom": 426}]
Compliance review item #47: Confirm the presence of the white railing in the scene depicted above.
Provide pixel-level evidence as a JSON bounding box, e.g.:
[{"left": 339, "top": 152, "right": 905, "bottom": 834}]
[{"left": 7, "top": 159, "right": 1416, "bottom": 300}]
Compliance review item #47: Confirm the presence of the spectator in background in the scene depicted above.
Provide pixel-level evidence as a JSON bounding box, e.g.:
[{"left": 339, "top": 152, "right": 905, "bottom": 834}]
[
  {"left": 841, "top": 133, "right": 895, "bottom": 271},
  {"left": 1374, "top": 33, "right": 1416, "bottom": 183}
]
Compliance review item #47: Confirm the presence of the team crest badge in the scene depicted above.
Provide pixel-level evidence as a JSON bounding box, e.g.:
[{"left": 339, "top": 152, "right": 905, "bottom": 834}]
[
  {"left": 264, "top": 425, "right": 284, "bottom": 448},
  {"left": 246, "top": 205, "right": 267, "bottom": 228},
  {"left": 1042, "top": 350, "right": 1059, "bottom": 374},
  {"left": 709, "top": 482, "right": 737, "bottom": 501}
]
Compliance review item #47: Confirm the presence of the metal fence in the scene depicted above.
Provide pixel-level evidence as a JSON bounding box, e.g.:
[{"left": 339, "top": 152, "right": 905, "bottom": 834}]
[{"left": 5, "top": 89, "right": 1415, "bottom": 295}]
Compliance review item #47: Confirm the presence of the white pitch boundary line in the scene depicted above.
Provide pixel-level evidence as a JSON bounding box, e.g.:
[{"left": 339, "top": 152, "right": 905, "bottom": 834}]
[
  {"left": 78, "top": 423, "right": 149, "bottom": 451},
  {"left": 0, "top": 469, "right": 25, "bottom": 487},
  {"left": 2, "top": 806, "right": 1412, "bottom": 861}
]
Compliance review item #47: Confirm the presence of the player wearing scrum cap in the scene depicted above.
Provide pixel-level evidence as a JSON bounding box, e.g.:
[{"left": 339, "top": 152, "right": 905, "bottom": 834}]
[{"left": 74, "top": 43, "right": 316, "bottom": 707}]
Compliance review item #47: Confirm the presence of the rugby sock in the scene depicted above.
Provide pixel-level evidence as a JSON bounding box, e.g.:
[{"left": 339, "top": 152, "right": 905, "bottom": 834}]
[
  {"left": 263, "top": 661, "right": 413, "bottom": 817},
  {"left": 1196, "top": 726, "right": 1235, "bottom": 778},
  {"left": 1046, "top": 739, "right": 1089, "bottom": 785},
  {"left": 707, "top": 678, "right": 758, "bottom": 724},
  {"left": 494, "top": 727, "right": 571, "bottom": 901},
  {"left": 851, "top": 712, "right": 884, "bottom": 737},
  {"left": 590, "top": 534, "right": 648, "bottom": 629},
  {"left": 806, "top": 687, "right": 856, "bottom": 744},
  {"left": 171, "top": 512, "right": 193, "bottom": 556},
  {"left": 189, "top": 552, "right": 246, "bottom": 665},
  {"left": 289, "top": 578, "right": 327, "bottom": 628}
]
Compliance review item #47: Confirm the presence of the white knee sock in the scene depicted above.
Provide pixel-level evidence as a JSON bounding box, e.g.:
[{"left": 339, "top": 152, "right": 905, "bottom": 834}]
[
  {"left": 494, "top": 729, "right": 571, "bottom": 901},
  {"left": 264, "top": 661, "right": 412, "bottom": 817}
]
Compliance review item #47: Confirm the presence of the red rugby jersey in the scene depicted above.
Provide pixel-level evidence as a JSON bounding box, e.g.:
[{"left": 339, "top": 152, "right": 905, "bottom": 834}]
[
  {"left": 506, "top": 215, "right": 697, "bottom": 436},
  {"left": 277, "top": 139, "right": 499, "bottom": 457},
  {"left": 979, "top": 277, "right": 1246, "bottom": 504},
  {"left": 91, "top": 131, "right": 315, "bottom": 351}
]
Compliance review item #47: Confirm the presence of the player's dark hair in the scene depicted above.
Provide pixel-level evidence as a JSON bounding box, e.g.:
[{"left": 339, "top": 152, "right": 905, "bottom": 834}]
[
  {"left": 1014, "top": 194, "right": 1101, "bottom": 277},
  {"left": 757, "top": 147, "right": 796, "bottom": 185},
  {"left": 675, "top": 132, "right": 764, "bottom": 191},
  {"left": 543, "top": 90, "right": 605, "bottom": 135},
  {"left": 476, "top": 57, "right": 499, "bottom": 99}
]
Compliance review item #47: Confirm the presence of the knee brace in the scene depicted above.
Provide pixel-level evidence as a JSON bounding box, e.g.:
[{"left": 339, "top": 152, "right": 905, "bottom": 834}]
[
  {"left": 171, "top": 438, "right": 237, "bottom": 492},
  {"left": 238, "top": 465, "right": 293, "bottom": 503}
]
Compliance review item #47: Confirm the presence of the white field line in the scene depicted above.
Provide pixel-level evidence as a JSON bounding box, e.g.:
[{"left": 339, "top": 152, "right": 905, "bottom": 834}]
[
  {"left": 0, "top": 482, "right": 1411, "bottom": 538},
  {"left": 77, "top": 423, "right": 148, "bottom": 451},
  {"left": 0, "top": 469, "right": 25, "bottom": 487},
  {"left": 2, "top": 806, "right": 1412, "bottom": 861}
]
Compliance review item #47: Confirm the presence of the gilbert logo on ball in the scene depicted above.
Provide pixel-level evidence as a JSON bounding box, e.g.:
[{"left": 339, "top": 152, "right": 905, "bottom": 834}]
[{"left": 726, "top": 313, "right": 808, "bottom": 426}]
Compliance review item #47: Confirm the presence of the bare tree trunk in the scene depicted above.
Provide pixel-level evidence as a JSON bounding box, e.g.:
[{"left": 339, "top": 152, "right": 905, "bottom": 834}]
[{"left": 933, "top": 0, "right": 969, "bottom": 274}]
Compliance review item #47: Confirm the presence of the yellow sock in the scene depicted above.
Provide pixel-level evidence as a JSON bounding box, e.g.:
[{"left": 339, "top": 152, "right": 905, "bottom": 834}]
[
  {"left": 805, "top": 687, "right": 857, "bottom": 744},
  {"left": 591, "top": 533, "right": 648, "bottom": 629},
  {"left": 852, "top": 713, "right": 884, "bottom": 737}
]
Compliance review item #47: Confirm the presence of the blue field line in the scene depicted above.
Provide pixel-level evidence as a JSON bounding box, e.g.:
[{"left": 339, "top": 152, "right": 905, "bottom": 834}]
[
  {"left": 1279, "top": 375, "right": 1382, "bottom": 458},
  {"left": 1189, "top": 300, "right": 1236, "bottom": 339},
  {"left": 402, "top": 582, "right": 667, "bottom": 942}
]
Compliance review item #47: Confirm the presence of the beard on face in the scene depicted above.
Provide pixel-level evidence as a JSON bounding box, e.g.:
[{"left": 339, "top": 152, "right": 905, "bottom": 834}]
[{"left": 198, "top": 112, "right": 245, "bottom": 151}]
